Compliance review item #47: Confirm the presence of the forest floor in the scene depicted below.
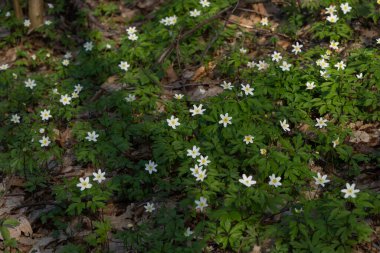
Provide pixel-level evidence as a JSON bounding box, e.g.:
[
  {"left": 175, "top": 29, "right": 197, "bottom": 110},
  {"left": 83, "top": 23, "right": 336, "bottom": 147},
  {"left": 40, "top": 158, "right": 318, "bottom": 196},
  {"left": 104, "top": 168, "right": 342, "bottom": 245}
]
[{"left": 0, "top": 0, "right": 379, "bottom": 252}]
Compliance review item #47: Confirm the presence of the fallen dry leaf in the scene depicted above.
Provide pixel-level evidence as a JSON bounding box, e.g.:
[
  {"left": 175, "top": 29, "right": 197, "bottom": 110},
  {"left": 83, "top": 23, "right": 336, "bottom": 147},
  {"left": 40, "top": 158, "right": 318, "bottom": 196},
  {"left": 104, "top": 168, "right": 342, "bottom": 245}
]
[
  {"left": 105, "top": 204, "right": 135, "bottom": 231},
  {"left": 0, "top": 216, "right": 32, "bottom": 241},
  {"left": 350, "top": 130, "right": 371, "bottom": 143},
  {"left": 18, "top": 216, "right": 33, "bottom": 237},
  {"left": 189, "top": 86, "right": 223, "bottom": 101},
  {"left": 101, "top": 75, "right": 124, "bottom": 92},
  {"left": 165, "top": 64, "right": 178, "bottom": 83},
  {"left": 192, "top": 62, "right": 216, "bottom": 81}
]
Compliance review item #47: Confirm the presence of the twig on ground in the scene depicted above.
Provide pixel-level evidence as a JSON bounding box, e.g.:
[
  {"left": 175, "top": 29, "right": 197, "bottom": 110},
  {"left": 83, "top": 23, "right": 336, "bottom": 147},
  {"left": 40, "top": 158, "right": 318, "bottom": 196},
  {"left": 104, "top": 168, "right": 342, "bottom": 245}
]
[
  {"left": 11, "top": 201, "right": 64, "bottom": 211},
  {"left": 226, "top": 18, "right": 295, "bottom": 41},
  {"left": 157, "top": 6, "right": 234, "bottom": 64},
  {"left": 200, "top": 0, "right": 241, "bottom": 64}
]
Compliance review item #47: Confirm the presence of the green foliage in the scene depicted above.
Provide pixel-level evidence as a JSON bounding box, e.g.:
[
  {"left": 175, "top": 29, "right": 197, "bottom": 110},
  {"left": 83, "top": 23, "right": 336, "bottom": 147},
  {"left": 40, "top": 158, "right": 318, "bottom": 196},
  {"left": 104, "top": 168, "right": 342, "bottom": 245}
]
[
  {"left": 0, "top": 0, "right": 379, "bottom": 252},
  {"left": 0, "top": 218, "right": 19, "bottom": 252}
]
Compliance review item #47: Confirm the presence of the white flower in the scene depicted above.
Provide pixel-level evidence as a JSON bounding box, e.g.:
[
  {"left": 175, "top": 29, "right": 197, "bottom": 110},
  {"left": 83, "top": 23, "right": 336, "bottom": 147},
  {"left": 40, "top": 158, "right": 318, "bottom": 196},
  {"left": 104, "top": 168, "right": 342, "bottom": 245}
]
[
  {"left": 313, "top": 173, "right": 330, "bottom": 187},
  {"left": 64, "top": 52, "right": 72, "bottom": 59},
  {"left": 239, "top": 174, "right": 256, "bottom": 187},
  {"left": 241, "top": 84, "right": 254, "bottom": 96},
  {"left": 71, "top": 91, "right": 79, "bottom": 99},
  {"left": 291, "top": 42, "right": 303, "bottom": 55},
  {"left": 315, "top": 117, "right": 328, "bottom": 128},
  {"left": 195, "top": 196, "right": 208, "bottom": 212},
  {"left": 160, "top": 15, "right": 177, "bottom": 26},
  {"left": 247, "top": 61, "right": 256, "bottom": 68},
  {"left": 39, "top": 136, "right": 51, "bottom": 147},
  {"left": 257, "top": 60, "right": 269, "bottom": 71},
  {"left": 325, "top": 5, "right": 337, "bottom": 15},
  {"left": 85, "top": 131, "right": 99, "bottom": 142},
  {"left": 260, "top": 17, "right": 269, "bottom": 26},
  {"left": 77, "top": 177, "right": 92, "bottom": 191},
  {"left": 145, "top": 160, "right": 158, "bottom": 174},
  {"left": 334, "top": 61, "right": 346, "bottom": 70},
  {"left": 219, "top": 113, "right": 232, "bottom": 127},
  {"left": 329, "top": 40, "right": 339, "bottom": 50},
  {"left": 39, "top": 128, "right": 45, "bottom": 134},
  {"left": 280, "top": 61, "right": 291, "bottom": 71},
  {"left": 280, "top": 119, "right": 290, "bottom": 132},
  {"left": 341, "top": 183, "right": 360, "bottom": 198},
  {"left": 24, "top": 79, "right": 37, "bottom": 89},
  {"left": 321, "top": 54, "right": 330, "bottom": 60},
  {"left": 31, "top": 54, "right": 36, "bottom": 60},
  {"left": 317, "top": 59, "right": 329, "bottom": 69},
  {"left": 125, "top": 94, "right": 136, "bottom": 102},
  {"left": 221, "top": 81, "right": 233, "bottom": 90},
  {"left": 243, "top": 135, "right": 254, "bottom": 144},
  {"left": 240, "top": 47, "right": 247, "bottom": 54},
  {"left": 199, "top": 0, "right": 210, "bottom": 8},
  {"left": 320, "top": 70, "right": 330, "bottom": 79},
  {"left": 40, "top": 109, "right": 52, "bottom": 121},
  {"left": 190, "top": 164, "right": 203, "bottom": 176},
  {"left": 189, "top": 104, "right": 206, "bottom": 116},
  {"left": 74, "top": 84, "right": 83, "bottom": 93},
  {"left": 128, "top": 33, "right": 138, "bottom": 41},
  {"left": 93, "top": 169, "right": 106, "bottom": 183},
  {"left": 47, "top": 3, "right": 54, "bottom": 9},
  {"left": 62, "top": 59, "right": 70, "bottom": 66},
  {"left": 377, "top": 38, "right": 380, "bottom": 45},
  {"left": 52, "top": 88, "right": 59, "bottom": 94},
  {"left": 126, "top": 26, "right": 137, "bottom": 35},
  {"left": 106, "top": 44, "right": 112, "bottom": 49},
  {"left": 306, "top": 81, "right": 316, "bottom": 90},
  {"left": 260, "top": 148, "right": 267, "bottom": 155},
  {"left": 144, "top": 202, "right": 155, "bottom": 213},
  {"left": 187, "top": 146, "right": 200, "bottom": 159},
  {"left": 44, "top": 20, "right": 52, "bottom": 25},
  {"left": 332, "top": 137, "right": 340, "bottom": 148},
  {"left": 5, "top": 12, "right": 11, "bottom": 17},
  {"left": 119, "top": 61, "right": 130, "bottom": 71},
  {"left": 0, "top": 64, "right": 9, "bottom": 70},
  {"left": 269, "top": 174, "right": 282, "bottom": 187},
  {"left": 184, "top": 227, "right": 194, "bottom": 237},
  {"left": 271, "top": 51, "right": 282, "bottom": 62},
  {"left": 83, "top": 41, "right": 94, "bottom": 51},
  {"left": 190, "top": 9, "right": 201, "bottom": 17},
  {"left": 60, "top": 94, "right": 72, "bottom": 105},
  {"left": 197, "top": 155, "right": 210, "bottom": 166},
  {"left": 356, "top": 73, "right": 363, "bottom": 79},
  {"left": 174, "top": 94, "right": 184, "bottom": 100},
  {"left": 10, "top": 114, "right": 21, "bottom": 124},
  {"left": 195, "top": 169, "right": 207, "bottom": 182},
  {"left": 167, "top": 115, "right": 180, "bottom": 129},
  {"left": 24, "top": 19, "right": 31, "bottom": 27},
  {"left": 326, "top": 14, "right": 339, "bottom": 23},
  {"left": 340, "top": 3, "right": 351, "bottom": 14}
]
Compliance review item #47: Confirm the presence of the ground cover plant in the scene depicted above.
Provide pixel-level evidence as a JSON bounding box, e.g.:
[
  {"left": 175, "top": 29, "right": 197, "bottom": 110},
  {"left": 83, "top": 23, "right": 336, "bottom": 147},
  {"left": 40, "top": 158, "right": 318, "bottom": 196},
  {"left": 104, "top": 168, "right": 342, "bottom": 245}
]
[{"left": 0, "top": 0, "right": 379, "bottom": 252}]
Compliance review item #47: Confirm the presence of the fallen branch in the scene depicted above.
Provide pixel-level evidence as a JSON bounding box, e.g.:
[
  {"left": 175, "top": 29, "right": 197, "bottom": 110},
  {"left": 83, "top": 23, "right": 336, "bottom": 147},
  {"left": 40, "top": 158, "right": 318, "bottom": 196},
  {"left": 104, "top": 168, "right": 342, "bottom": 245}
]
[
  {"left": 157, "top": 5, "right": 234, "bottom": 64},
  {"left": 226, "top": 18, "right": 295, "bottom": 41},
  {"left": 200, "top": 0, "right": 241, "bottom": 63}
]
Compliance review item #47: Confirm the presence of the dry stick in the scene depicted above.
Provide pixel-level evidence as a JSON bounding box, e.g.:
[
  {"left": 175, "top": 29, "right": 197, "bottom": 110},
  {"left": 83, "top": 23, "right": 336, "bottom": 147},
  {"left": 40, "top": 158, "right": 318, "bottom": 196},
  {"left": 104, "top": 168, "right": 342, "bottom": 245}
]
[
  {"left": 199, "top": 0, "right": 241, "bottom": 64},
  {"left": 226, "top": 18, "right": 293, "bottom": 41},
  {"left": 237, "top": 7, "right": 270, "bottom": 16},
  {"left": 11, "top": 201, "right": 64, "bottom": 211},
  {"left": 157, "top": 6, "right": 233, "bottom": 64}
]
